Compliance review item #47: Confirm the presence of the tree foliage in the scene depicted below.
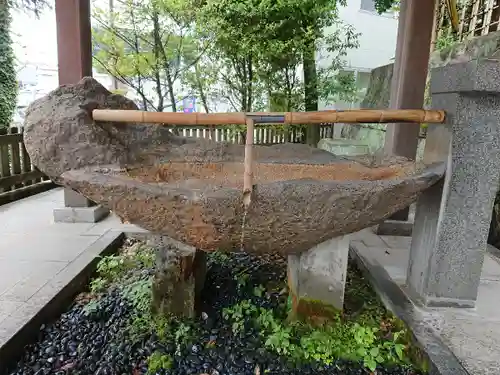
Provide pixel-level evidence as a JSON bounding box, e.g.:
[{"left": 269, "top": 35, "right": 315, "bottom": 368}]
[
  {"left": 93, "top": 0, "right": 361, "bottom": 141},
  {"left": 185, "top": 0, "right": 359, "bottom": 144},
  {"left": 0, "top": 0, "right": 17, "bottom": 128},
  {"left": 92, "top": 0, "right": 207, "bottom": 112},
  {"left": 373, "top": 0, "right": 399, "bottom": 14}
]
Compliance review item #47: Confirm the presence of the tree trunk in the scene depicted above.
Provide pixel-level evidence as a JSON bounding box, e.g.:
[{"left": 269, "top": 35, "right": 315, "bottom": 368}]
[
  {"left": 303, "top": 39, "right": 319, "bottom": 147},
  {"left": 195, "top": 64, "right": 210, "bottom": 113},
  {"left": 151, "top": 9, "right": 165, "bottom": 112}
]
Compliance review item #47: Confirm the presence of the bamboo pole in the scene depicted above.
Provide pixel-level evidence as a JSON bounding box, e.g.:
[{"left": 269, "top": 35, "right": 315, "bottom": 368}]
[
  {"left": 243, "top": 118, "right": 254, "bottom": 208},
  {"left": 283, "top": 109, "right": 445, "bottom": 124},
  {"left": 92, "top": 109, "right": 446, "bottom": 125}
]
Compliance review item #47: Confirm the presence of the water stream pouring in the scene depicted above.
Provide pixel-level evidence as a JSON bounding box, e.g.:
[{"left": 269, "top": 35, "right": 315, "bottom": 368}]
[{"left": 22, "top": 77, "right": 446, "bottom": 255}]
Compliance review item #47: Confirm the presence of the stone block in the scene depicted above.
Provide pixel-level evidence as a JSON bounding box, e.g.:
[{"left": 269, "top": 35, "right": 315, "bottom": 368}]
[
  {"left": 63, "top": 188, "right": 94, "bottom": 208},
  {"left": 376, "top": 220, "right": 413, "bottom": 237},
  {"left": 287, "top": 235, "right": 350, "bottom": 320},
  {"left": 53, "top": 205, "right": 109, "bottom": 223},
  {"left": 408, "top": 58, "right": 500, "bottom": 307},
  {"left": 148, "top": 236, "right": 206, "bottom": 318},
  {"left": 317, "top": 138, "right": 371, "bottom": 157},
  {"left": 381, "top": 235, "right": 412, "bottom": 249}
]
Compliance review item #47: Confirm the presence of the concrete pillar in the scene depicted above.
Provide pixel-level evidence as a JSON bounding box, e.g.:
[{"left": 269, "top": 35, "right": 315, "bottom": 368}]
[
  {"left": 287, "top": 235, "right": 350, "bottom": 320},
  {"left": 378, "top": 0, "right": 436, "bottom": 233},
  {"left": 53, "top": 0, "right": 109, "bottom": 223},
  {"left": 407, "top": 59, "right": 500, "bottom": 308}
]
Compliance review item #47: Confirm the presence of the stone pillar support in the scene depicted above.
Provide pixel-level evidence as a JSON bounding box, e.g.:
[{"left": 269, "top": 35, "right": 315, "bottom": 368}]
[
  {"left": 53, "top": 0, "right": 109, "bottom": 223},
  {"left": 287, "top": 235, "right": 350, "bottom": 320},
  {"left": 148, "top": 236, "right": 207, "bottom": 318},
  {"left": 407, "top": 59, "right": 500, "bottom": 307}
]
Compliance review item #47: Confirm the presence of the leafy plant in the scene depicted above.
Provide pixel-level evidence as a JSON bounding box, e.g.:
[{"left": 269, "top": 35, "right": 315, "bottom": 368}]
[
  {"left": 223, "top": 299, "right": 258, "bottom": 334},
  {"left": 253, "top": 285, "right": 266, "bottom": 298},
  {"left": 208, "top": 252, "right": 230, "bottom": 265},
  {"left": 147, "top": 352, "right": 173, "bottom": 374},
  {"left": 122, "top": 278, "right": 153, "bottom": 313},
  {"left": 234, "top": 273, "right": 250, "bottom": 290},
  {"left": 222, "top": 297, "right": 412, "bottom": 372},
  {"left": 82, "top": 299, "right": 102, "bottom": 316},
  {"left": 174, "top": 322, "right": 191, "bottom": 355},
  {"left": 89, "top": 243, "right": 155, "bottom": 293}
]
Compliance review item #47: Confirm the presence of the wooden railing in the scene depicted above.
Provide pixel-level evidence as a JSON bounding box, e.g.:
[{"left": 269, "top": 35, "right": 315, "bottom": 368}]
[
  {"left": 433, "top": 0, "right": 500, "bottom": 45},
  {"left": 174, "top": 124, "right": 335, "bottom": 144},
  {"left": 0, "top": 127, "right": 55, "bottom": 205}
]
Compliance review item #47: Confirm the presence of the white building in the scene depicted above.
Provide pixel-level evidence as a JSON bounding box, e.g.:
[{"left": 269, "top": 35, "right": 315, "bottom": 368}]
[{"left": 320, "top": 0, "right": 398, "bottom": 110}]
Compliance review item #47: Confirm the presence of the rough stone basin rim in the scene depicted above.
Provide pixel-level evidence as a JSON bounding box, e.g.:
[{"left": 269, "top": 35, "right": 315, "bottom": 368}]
[{"left": 22, "top": 77, "right": 446, "bottom": 255}]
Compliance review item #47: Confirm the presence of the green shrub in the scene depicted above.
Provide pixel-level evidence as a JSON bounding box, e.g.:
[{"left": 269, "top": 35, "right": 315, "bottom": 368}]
[{"left": 0, "top": 3, "right": 17, "bottom": 129}]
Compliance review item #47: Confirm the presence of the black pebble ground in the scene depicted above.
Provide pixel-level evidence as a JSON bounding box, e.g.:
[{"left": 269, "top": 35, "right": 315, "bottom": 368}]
[{"left": 9, "top": 252, "right": 422, "bottom": 375}]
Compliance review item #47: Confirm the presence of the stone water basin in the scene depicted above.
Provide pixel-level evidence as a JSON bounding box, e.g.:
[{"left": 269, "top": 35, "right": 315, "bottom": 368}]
[
  {"left": 21, "top": 77, "right": 446, "bottom": 255},
  {"left": 60, "top": 160, "right": 445, "bottom": 255}
]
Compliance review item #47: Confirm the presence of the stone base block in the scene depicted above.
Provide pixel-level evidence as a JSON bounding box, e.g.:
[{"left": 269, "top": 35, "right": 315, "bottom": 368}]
[
  {"left": 404, "top": 285, "right": 476, "bottom": 309},
  {"left": 317, "top": 138, "right": 370, "bottom": 157},
  {"left": 53, "top": 205, "right": 109, "bottom": 223},
  {"left": 287, "top": 235, "right": 350, "bottom": 321},
  {"left": 376, "top": 220, "right": 413, "bottom": 236},
  {"left": 149, "top": 236, "right": 207, "bottom": 318}
]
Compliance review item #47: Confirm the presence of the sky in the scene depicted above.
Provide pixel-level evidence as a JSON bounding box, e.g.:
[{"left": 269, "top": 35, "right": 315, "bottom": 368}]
[{"left": 11, "top": 3, "right": 59, "bottom": 68}]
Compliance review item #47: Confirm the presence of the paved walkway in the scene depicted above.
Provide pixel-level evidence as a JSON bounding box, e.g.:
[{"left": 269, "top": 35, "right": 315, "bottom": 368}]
[
  {"left": 351, "top": 229, "right": 500, "bottom": 375},
  {"left": 0, "top": 188, "right": 140, "bottom": 349}
]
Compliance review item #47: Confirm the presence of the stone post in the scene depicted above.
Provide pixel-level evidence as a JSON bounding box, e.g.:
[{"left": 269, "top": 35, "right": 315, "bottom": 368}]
[
  {"left": 287, "top": 235, "right": 350, "bottom": 321},
  {"left": 53, "top": 0, "right": 109, "bottom": 223},
  {"left": 149, "top": 236, "right": 207, "bottom": 318},
  {"left": 406, "top": 59, "right": 500, "bottom": 308}
]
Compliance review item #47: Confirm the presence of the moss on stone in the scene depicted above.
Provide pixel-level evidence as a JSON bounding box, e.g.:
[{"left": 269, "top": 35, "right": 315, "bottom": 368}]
[{"left": 289, "top": 294, "right": 341, "bottom": 324}]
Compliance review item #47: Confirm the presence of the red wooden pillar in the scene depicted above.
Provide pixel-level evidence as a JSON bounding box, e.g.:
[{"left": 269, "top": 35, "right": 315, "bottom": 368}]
[
  {"left": 53, "top": 0, "right": 108, "bottom": 222},
  {"left": 55, "top": 0, "right": 92, "bottom": 84},
  {"left": 380, "top": 0, "right": 436, "bottom": 228}
]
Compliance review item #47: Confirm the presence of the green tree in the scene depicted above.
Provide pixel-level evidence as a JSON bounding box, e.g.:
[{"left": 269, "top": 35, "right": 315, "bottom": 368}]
[
  {"left": 373, "top": 0, "right": 398, "bottom": 13},
  {"left": 0, "top": 0, "right": 50, "bottom": 129},
  {"left": 190, "top": 0, "right": 359, "bottom": 144},
  {"left": 92, "top": 0, "right": 206, "bottom": 112},
  {"left": 10, "top": 0, "right": 48, "bottom": 14},
  {"left": 0, "top": 0, "right": 17, "bottom": 129}
]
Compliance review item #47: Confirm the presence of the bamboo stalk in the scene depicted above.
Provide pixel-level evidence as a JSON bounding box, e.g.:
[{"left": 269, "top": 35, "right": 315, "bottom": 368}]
[
  {"left": 92, "top": 109, "right": 446, "bottom": 125},
  {"left": 284, "top": 109, "right": 445, "bottom": 124},
  {"left": 243, "top": 118, "right": 254, "bottom": 208}
]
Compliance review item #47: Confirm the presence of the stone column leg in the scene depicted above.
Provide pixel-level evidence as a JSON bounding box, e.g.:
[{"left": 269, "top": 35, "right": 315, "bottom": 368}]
[
  {"left": 406, "top": 59, "right": 500, "bottom": 308},
  {"left": 52, "top": 0, "right": 109, "bottom": 223},
  {"left": 287, "top": 235, "right": 350, "bottom": 321},
  {"left": 53, "top": 189, "right": 109, "bottom": 223},
  {"left": 148, "top": 236, "right": 207, "bottom": 318}
]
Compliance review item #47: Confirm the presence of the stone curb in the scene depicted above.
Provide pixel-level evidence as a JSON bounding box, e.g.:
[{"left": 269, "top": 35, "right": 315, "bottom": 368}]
[
  {"left": 0, "top": 230, "right": 125, "bottom": 374},
  {"left": 349, "top": 242, "right": 470, "bottom": 375}
]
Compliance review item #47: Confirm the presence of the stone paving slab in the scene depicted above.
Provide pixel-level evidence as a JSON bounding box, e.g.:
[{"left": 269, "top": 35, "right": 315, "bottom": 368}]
[
  {"left": 0, "top": 188, "right": 142, "bottom": 362},
  {"left": 351, "top": 229, "right": 500, "bottom": 375}
]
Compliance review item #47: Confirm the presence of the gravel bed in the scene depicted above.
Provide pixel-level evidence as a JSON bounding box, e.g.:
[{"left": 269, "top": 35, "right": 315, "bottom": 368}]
[{"left": 8, "top": 240, "right": 426, "bottom": 375}]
